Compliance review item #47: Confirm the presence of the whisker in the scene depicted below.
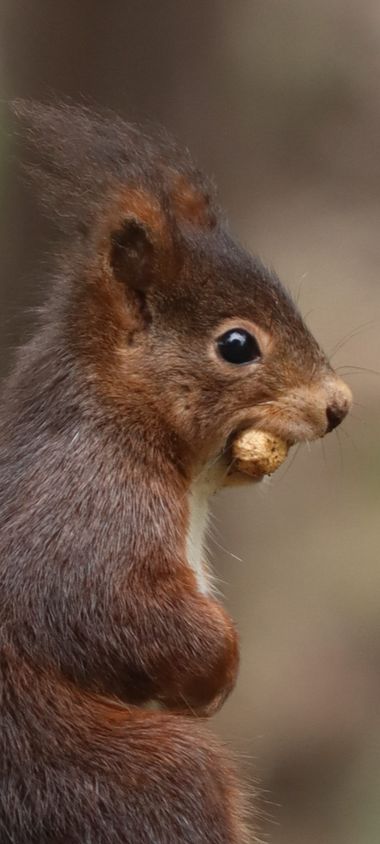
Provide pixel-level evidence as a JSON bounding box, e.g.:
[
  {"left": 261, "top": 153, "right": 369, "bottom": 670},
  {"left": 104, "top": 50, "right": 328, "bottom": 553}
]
[
  {"left": 210, "top": 537, "right": 244, "bottom": 564},
  {"left": 294, "top": 272, "right": 309, "bottom": 306},
  {"left": 329, "top": 320, "right": 379, "bottom": 360},
  {"left": 277, "top": 442, "right": 302, "bottom": 482},
  {"left": 337, "top": 425, "right": 359, "bottom": 451},
  {"left": 335, "top": 428, "right": 344, "bottom": 472},
  {"left": 335, "top": 365, "right": 380, "bottom": 377},
  {"left": 320, "top": 437, "right": 328, "bottom": 471},
  {"left": 178, "top": 694, "right": 199, "bottom": 718},
  {"left": 302, "top": 308, "right": 316, "bottom": 322},
  {"left": 346, "top": 412, "right": 364, "bottom": 423},
  {"left": 222, "top": 457, "right": 238, "bottom": 484}
]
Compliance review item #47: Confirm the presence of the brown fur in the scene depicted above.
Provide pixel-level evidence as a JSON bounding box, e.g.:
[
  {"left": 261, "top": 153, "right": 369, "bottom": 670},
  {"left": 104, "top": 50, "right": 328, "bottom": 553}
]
[
  {"left": 169, "top": 172, "right": 217, "bottom": 228},
  {"left": 0, "top": 101, "right": 351, "bottom": 842}
]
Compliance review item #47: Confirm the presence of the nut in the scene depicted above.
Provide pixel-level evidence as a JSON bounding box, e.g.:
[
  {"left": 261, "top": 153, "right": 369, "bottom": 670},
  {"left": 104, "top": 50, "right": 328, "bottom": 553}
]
[{"left": 232, "top": 429, "right": 288, "bottom": 477}]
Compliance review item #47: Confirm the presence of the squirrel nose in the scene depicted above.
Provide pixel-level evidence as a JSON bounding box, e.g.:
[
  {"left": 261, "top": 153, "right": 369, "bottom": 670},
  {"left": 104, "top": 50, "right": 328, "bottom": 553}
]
[
  {"left": 326, "top": 402, "right": 348, "bottom": 432},
  {"left": 325, "top": 379, "right": 352, "bottom": 434}
]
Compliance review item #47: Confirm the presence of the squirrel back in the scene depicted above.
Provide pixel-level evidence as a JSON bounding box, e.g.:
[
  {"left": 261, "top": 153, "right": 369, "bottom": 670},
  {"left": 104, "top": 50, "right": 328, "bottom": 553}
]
[{"left": 0, "top": 102, "right": 351, "bottom": 843}]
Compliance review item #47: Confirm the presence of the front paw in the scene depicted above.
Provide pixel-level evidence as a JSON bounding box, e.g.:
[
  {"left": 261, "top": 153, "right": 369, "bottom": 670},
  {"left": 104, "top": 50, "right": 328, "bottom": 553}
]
[{"left": 160, "top": 607, "right": 240, "bottom": 717}]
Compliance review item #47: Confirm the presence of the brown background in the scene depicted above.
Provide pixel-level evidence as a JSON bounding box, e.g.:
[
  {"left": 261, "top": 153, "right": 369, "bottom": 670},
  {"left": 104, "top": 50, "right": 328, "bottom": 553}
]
[{"left": 0, "top": 2, "right": 379, "bottom": 842}]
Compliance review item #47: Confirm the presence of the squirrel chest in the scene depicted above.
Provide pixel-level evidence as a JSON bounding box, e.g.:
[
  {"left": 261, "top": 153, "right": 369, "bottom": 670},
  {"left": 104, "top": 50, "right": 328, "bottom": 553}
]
[{"left": 186, "top": 466, "right": 218, "bottom": 595}]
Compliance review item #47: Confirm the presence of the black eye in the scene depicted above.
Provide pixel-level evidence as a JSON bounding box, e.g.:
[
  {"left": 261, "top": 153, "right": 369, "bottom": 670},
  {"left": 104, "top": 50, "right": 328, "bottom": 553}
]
[{"left": 217, "top": 328, "right": 261, "bottom": 365}]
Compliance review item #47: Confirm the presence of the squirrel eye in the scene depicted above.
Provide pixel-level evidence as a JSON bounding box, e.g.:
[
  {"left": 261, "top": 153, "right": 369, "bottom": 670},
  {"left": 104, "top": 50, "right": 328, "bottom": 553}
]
[{"left": 217, "top": 328, "right": 261, "bottom": 365}]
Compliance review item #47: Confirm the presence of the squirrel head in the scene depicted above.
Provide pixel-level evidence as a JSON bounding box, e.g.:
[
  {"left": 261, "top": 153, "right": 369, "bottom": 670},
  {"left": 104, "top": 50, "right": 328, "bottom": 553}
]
[{"left": 13, "top": 101, "right": 352, "bottom": 482}]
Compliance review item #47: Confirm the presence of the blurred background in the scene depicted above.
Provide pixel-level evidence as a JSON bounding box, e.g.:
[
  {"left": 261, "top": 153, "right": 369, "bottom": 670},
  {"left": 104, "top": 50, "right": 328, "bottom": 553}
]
[{"left": 0, "top": 2, "right": 379, "bottom": 841}]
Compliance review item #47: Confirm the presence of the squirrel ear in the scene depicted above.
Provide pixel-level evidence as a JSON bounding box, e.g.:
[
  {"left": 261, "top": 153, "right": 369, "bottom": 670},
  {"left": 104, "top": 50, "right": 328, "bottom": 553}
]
[{"left": 110, "top": 217, "right": 155, "bottom": 291}]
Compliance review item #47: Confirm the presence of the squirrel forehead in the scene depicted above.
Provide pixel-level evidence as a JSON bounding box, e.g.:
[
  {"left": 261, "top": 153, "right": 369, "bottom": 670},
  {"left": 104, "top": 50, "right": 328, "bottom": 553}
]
[{"left": 154, "top": 237, "right": 304, "bottom": 333}]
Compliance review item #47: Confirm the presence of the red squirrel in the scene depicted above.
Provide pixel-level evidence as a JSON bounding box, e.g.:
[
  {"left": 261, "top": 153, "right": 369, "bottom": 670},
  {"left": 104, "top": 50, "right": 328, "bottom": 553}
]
[{"left": 0, "top": 102, "right": 352, "bottom": 843}]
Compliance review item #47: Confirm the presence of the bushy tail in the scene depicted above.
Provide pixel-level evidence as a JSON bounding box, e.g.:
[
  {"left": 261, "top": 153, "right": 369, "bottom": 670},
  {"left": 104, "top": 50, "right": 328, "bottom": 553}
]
[{"left": 0, "top": 652, "right": 251, "bottom": 843}]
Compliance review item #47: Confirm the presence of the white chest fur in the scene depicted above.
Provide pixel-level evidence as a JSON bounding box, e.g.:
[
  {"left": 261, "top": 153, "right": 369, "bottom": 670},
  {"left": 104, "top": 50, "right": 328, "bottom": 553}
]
[{"left": 186, "top": 463, "right": 222, "bottom": 595}]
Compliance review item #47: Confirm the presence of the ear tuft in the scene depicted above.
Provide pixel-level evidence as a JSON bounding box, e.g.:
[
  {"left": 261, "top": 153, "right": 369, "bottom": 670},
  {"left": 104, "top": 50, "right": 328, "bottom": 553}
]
[{"left": 110, "top": 218, "right": 155, "bottom": 291}]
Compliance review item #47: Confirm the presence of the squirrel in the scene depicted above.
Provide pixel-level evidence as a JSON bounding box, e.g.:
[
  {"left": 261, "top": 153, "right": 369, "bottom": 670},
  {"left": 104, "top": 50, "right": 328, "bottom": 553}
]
[{"left": 0, "top": 101, "right": 352, "bottom": 844}]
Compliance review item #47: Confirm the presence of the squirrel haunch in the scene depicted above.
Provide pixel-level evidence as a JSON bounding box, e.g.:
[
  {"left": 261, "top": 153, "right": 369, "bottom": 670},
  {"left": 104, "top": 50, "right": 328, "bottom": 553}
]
[{"left": 0, "top": 101, "right": 351, "bottom": 843}]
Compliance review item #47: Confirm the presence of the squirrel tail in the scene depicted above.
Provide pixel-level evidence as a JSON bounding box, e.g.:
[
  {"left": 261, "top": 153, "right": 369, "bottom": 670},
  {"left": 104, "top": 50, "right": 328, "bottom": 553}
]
[{"left": 1, "top": 652, "right": 251, "bottom": 843}]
